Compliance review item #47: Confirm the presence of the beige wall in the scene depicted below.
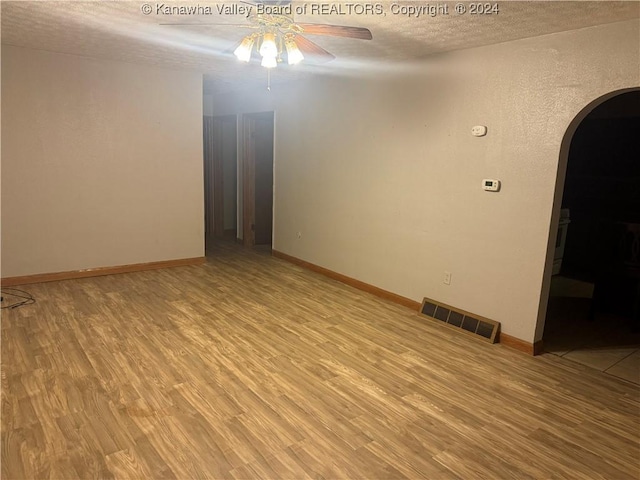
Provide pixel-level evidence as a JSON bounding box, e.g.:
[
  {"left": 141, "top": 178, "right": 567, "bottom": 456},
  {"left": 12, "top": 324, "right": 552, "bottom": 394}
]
[
  {"left": 1, "top": 45, "right": 204, "bottom": 277},
  {"left": 203, "top": 94, "right": 214, "bottom": 116},
  {"left": 213, "top": 19, "right": 639, "bottom": 343}
]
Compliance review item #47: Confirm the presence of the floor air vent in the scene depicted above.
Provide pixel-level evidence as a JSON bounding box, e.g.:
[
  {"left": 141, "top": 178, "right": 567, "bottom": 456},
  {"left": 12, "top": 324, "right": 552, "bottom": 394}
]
[{"left": 419, "top": 297, "right": 500, "bottom": 343}]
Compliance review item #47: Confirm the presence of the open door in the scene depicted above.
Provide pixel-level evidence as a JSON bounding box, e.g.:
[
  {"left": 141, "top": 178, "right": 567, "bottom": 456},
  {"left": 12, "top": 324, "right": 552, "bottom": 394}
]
[
  {"left": 242, "top": 112, "right": 274, "bottom": 247},
  {"left": 204, "top": 115, "right": 237, "bottom": 251}
]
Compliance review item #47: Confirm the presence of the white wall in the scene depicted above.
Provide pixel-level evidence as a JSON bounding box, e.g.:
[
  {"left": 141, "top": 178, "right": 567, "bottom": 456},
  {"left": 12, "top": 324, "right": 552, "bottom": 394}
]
[
  {"left": 1, "top": 46, "right": 204, "bottom": 277},
  {"left": 213, "top": 19, "right": 639, "bottom": 343}
]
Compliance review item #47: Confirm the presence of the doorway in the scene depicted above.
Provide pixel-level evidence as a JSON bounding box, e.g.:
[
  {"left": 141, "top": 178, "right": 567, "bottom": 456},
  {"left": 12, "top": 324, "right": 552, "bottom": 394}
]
[
  {"left": 204, "top": 115, "right": 237, "bottom": 252},
  {"left": 541, "top": 89, "right": 640, "bottom": 383},
  {"left": 242, "top": 112, "right": 274, "bottom": 248}
]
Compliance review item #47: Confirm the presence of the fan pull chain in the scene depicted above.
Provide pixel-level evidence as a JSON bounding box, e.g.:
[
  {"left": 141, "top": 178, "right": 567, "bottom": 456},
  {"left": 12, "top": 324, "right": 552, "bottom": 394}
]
[{"left": 267, "top": 69, "right": 271, "bottom": 92}]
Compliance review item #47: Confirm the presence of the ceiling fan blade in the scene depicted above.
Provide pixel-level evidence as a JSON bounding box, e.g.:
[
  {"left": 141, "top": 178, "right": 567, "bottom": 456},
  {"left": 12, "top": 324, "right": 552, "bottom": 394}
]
[
  {"left": 297, "top": 24, "right": 373, "bottom": 40},
  {"left": 294, "top": 35, "right": 336, "bottom": 63}
]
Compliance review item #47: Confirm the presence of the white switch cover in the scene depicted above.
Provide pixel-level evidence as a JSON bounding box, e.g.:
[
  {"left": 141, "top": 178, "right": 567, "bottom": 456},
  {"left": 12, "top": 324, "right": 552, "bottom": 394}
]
[
  {"left": 482, "top": 179, "right": 501, "bottom": 191},
  {"left": 471, "top": 125, "right": 487, "bottom": 137}
]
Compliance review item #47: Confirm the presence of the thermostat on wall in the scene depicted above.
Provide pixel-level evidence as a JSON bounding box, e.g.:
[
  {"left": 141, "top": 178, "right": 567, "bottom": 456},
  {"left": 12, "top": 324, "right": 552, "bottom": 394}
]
[{"left": 482, "top": 179, "right": 500, "bottom": 192}]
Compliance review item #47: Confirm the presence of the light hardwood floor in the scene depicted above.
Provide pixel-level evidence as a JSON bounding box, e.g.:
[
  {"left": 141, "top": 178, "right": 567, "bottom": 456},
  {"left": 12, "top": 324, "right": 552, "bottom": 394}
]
[{"left": 2, "top": 243, "right": 639, "bottom": 479}]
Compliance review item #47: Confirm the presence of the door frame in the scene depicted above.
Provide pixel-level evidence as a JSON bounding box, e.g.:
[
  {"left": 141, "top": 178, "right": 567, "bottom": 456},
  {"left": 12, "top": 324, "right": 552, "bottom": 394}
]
[
  {"left": 534, "top": 87, "right": 639, "bottom": 344},
  {"left": 242, "top": 111, "right": 275, "bottom": 247},
  {"left": 206, "top": 115, "right": 237, "bottom": 243},
  {"left": 212, "top": 116, "right": 226, "bottom": 238}
]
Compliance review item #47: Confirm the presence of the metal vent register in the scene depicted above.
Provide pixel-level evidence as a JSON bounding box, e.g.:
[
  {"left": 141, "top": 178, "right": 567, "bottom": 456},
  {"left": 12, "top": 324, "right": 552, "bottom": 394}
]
[{"left": 419, "top": 297, "right": 500, "bottom": 343}]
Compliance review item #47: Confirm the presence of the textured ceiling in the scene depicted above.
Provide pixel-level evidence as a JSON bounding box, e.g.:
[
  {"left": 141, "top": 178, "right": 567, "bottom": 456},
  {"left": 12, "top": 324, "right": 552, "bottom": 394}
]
[{"left": 2, "top": 1, "right": 639, "bottom": 93}]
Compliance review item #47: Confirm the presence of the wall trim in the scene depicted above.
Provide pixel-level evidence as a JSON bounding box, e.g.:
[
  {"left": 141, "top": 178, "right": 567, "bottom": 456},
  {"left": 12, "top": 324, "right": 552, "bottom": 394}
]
[
  {"left": 499, "top": 333, "right": 544, "bottom": 355},
  {"left": 272, "top": 250, "right": 421, "bottom": 310},
  {"left": 273, "top": 249, "right": 541, "bottom": 355},
  {"left": 1, "top": 257, "right": 206, "bottom": 287}
]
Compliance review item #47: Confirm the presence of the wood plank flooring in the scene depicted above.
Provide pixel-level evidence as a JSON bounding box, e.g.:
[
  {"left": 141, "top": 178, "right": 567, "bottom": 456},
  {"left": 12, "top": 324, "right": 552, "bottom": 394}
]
[{"left": 2, "top": 242, "right": 639, "bottom": 479}]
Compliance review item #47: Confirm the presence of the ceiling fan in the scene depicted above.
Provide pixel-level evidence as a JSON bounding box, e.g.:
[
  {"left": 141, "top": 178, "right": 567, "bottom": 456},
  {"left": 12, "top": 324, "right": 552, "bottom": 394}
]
[{"left": 161, "top": 0, "right": 373, "bottom": 68}]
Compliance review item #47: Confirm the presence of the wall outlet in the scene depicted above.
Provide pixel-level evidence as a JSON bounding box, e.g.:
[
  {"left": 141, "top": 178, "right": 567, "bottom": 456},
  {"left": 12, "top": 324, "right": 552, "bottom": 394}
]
[
  {"left": 296, "top": 231, "right": 302, "bottom": 239},
  {"left": 444, "top": 271, "right": 452, "bottom": 285}
]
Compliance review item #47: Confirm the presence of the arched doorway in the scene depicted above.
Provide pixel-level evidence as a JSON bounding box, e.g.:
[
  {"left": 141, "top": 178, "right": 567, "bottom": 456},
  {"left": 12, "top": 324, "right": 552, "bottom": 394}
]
[{"left": 540, "top": 88, "right": 639, "bottom": 382}]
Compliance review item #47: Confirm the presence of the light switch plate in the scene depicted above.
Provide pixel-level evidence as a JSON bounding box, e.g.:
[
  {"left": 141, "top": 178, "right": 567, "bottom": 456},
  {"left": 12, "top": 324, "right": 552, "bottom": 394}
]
[{"left": 472, "top": 125, "right": 487, "bottom": 136}]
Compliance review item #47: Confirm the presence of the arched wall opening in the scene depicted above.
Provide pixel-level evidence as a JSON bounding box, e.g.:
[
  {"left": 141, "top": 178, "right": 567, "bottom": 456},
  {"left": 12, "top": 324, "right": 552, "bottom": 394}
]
[{"left": 535, "top": 87, "right": 640, "bottom": 349}]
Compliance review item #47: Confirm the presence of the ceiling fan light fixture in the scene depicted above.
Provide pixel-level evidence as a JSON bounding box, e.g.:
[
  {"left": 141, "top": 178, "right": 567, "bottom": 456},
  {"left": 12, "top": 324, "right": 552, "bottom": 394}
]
[
  {"left": 259, "top": 32, "right": 278, "bottom": 58},
  {"left": 234, "top": 35, "right": 254, "bottom": 62},
  {"left": 261, "top": 54, "right": 278, "bottom": 69},
  {"left": 285, "top": 38, "right": 304, "bottom": 65}
]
